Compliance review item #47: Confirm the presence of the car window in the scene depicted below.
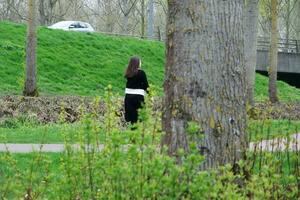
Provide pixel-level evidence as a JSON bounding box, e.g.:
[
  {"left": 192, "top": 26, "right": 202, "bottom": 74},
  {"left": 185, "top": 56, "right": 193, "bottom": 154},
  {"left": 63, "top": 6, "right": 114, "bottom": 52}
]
[
  {"left": 79, "top": 22, "right": 88, "bottom": 28},
  {"left": 69, "top": 23, "right": 77, "bottom": 28}
]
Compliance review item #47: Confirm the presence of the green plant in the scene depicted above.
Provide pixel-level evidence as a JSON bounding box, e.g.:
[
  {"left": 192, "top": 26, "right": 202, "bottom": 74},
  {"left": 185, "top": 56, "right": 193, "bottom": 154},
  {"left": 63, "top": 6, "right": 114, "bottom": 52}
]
[{"left": 0, "top": 88, "right": 299, "bottom": 199}]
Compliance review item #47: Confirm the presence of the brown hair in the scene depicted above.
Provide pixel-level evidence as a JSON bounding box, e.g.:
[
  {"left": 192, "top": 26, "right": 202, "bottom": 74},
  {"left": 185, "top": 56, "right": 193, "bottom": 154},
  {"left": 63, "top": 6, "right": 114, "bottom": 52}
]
[{"left": 124, "top": 57, "right": 140, "bottom": 78}]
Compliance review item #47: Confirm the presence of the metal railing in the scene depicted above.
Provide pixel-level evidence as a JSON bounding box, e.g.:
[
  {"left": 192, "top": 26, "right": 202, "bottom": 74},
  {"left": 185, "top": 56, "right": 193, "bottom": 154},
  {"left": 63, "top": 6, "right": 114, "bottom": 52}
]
[
  {"left": 94, "top": 31, "right": 299, "bottom": 53},
  {"left": 257, "top": 37, "right": 299, "bottom": 53}
]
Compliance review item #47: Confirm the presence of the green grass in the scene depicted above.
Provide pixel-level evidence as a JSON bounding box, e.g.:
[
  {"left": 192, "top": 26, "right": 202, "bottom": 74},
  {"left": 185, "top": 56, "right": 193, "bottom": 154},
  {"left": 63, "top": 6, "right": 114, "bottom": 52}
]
[
  {"left": 0, "top": 123, "right": 81, "bottom": 143},
  {"left": 0, "top": 21, "right": 165, "bottom": 96},
  {"left": 255, "top": 74, "right": 300, "bottom": 101},
  {"left": 0, "top": 119, "right": 299, "bottom": 143},
  {"left": 1, "top": 21, "right": 300, "bottom": 100},
  {"left": 248, "top": 119, "right": 300, "bottom": 142}
]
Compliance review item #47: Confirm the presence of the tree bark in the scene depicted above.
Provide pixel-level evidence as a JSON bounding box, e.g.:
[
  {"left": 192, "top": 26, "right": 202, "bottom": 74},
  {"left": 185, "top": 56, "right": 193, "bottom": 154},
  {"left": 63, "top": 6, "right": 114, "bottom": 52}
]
[
  {"left": 24, "top": 0, "right": 38, "bottom": 97},
  {"left": 285, "top": 0, "right": 290, "bottom": 50},
  {"left": 297, "top": 1, "right": 300, "bottom": 40},
  {"left": 39, "top": 0, "right": 47, "bottom": 25},
  {"left": 104, "top": 0, "right": 114, "bottom": 32},
  {"left": 147, "top": 0, "right": 154, "bottom": 39},
  {"left": 141, "top": 0, "right": 145, "bottom": 38},
  {"left": 269, "top": 0, "right": 279, "bottom": 103},
  {"left": 123, "top": 14, "right": 129, "bottom": 34},
  {"left": 38, "top": 0, "right": 58, "bottom": 26},
  {"left": 244, "top": 0, "right": 259, "bottom": 106},
  {"left": 162, "top": 0, "right": 247, "bottom": 169}
]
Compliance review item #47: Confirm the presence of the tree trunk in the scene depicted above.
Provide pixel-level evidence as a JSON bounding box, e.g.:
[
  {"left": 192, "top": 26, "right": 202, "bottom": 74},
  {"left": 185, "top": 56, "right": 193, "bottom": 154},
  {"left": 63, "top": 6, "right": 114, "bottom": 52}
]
[
  {"left": 297, "top": 1, "right": 300, "bottom": 40},
  {"left": 141, "top": 0, "right": 145, "bottom": 38},
  {"left": 104, "top": 0, "right": 114, "bottom": 32},
  {"left": 24, "top": 0, "right": 38, "bottom": 97},
  {"left": 157, "top": 26, "right": 161, "bottom": 41},
  {"left": 121, "top": 0, "right": 129, "bottom": 34},
  {"left": 162, "top": 0, "right": 247, "bottom": 169},
  {"left": 285, "top": 0, "right": 290, "bottom": 50},
  {"left": 123, "top": 14, "right": 129, "bottom": 34},
  {"left": 147, "top": 0, "right": 154, "bottom": 39},
  {"left": 269, "top": 0, "right": 279, "bottom": 103},
  {"left": 244, "top": 0, "right": 259, "bottom": 106},
  {"left": 39, "top": 0, "right": 47, "bottom": 25},
  {"left": 39, "top": 0, "right": 58, "bottom": 26}
]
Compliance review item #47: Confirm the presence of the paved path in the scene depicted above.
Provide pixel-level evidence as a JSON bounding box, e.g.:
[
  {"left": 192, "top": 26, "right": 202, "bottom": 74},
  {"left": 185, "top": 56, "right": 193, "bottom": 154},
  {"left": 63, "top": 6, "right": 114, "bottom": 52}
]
[
  {"left": 0, "top": 133, "right": 299, "bottom": 153},
  {"left": 249, "top": 133, "right": 300, "bottom": 152}
]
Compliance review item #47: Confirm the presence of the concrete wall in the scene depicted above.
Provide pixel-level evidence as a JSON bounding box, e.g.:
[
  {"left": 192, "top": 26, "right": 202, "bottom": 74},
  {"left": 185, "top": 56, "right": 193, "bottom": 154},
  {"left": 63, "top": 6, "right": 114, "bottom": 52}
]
[{"left": 256, "top": 50, "right": 300, "bottom": 74}]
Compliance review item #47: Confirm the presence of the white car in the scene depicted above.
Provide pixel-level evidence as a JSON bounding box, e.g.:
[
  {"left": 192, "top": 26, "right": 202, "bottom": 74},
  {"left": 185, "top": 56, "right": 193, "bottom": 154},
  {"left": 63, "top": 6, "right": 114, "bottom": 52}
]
[{"left": 48, "top": 21, "right": 95, "bottom": 32}]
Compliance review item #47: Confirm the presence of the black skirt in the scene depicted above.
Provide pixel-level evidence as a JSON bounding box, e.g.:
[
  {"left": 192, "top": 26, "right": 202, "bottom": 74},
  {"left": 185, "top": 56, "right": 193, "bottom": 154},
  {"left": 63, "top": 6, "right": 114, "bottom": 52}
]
[{"left": 124, "top": 94, "right": 144, "bottom": 124}]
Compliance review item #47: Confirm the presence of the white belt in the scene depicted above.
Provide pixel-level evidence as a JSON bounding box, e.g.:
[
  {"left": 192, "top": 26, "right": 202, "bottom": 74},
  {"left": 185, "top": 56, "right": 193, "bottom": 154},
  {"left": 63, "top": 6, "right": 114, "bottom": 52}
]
[{"left": 125, "top": 88, "right": 146, "bottom": 96}]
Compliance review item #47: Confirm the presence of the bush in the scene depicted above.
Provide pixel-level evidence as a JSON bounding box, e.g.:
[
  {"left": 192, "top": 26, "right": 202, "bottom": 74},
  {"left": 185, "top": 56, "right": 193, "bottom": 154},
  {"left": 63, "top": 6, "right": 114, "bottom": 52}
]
[
  {"left": 0, "top": 87, "right": 299, "bottom": 199},
  {"left": 0, "top": 114, "right": 40, "bottom": 129}
]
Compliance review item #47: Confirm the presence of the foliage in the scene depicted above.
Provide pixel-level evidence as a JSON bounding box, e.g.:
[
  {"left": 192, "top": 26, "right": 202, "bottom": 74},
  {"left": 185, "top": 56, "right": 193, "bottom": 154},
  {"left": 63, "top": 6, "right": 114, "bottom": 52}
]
[{"left": 0, "top": 88, "right": 299, "bottom": 199}]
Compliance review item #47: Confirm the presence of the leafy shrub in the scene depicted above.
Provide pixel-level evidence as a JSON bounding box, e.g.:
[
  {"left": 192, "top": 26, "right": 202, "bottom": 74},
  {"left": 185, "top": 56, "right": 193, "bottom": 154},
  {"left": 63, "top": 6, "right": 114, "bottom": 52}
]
[
  {"left": 0, "top": 114, "right": 40, "bottom": 129},
  {"left": 0, "top": 87, "right": 299, "bottom": 199}
]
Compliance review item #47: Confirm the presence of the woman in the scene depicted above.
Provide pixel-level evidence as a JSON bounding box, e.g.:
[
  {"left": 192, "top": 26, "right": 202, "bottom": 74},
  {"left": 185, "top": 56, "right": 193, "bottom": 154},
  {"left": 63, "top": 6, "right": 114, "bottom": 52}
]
[{"left": 124, "top": 56, "right": 149, "bottom": 124}]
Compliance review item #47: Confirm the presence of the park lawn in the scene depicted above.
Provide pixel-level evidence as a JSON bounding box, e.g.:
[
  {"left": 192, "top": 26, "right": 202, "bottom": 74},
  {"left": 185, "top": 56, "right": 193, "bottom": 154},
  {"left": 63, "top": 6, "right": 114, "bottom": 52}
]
[
  {"left": 248, "top": 119, "right": 300, "bottom": 142},
  {"left": 0, "top": 123, "right": 82, "bottom": 143},
  {"left": 1, "top": 21, "right": 300, "bottom": 101},
  {"left": 0, "top": 21, "right": 165, "bottom": 96},
  {"left": 0, "top": 119, "right": 299, "bottom": 143},
  {"left": 255, "top": 74, "right": 300, "bottom": 102}
]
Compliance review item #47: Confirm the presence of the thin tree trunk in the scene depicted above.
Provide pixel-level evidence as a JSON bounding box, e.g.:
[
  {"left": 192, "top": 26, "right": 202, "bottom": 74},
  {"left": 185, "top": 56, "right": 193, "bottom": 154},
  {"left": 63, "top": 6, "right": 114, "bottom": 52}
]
[
  {"left": 121, "top": 0, "right": 129, "bottom": 34},
  {"left": 157, "top": 26, "right": 161, "bottom": 41},
  {"left": 123, "top": 14, "right": 129, "bottom": 34},
  {"left": 147, "top": 0, "right": 154, "bottom": 39},
  {"left": 244, "top": 0, "right": 259, "bottom": 106},
  {"left": 105, "top": 0, "right": 114, "bottom": 32},
  {"left": 24, "top": 0, "right": 38, "bottom": 97},
  {"left": 285, "top": 0, "right": 290, "bottom": 50},
  {"left": 269, "top": 0, "right": 279, "bottom": 103},
  {"left": 141, "top": 0, "right": 145, "bottom": 38},
  {"left": 162, "top": 0, "right": 247, "bottom": 169},
  {"left": 39, "top": 0, "right": 47, "bottom": 25},
  {"left": 297, "top": 1, "right": 300, "bottom": 41}
]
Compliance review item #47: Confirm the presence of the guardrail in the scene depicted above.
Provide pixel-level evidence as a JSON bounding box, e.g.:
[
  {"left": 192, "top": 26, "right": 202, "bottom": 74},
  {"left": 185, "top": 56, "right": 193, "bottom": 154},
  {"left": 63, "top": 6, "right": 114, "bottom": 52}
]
[
  {"left": 257, "top": 37, "right": 299, "bottom": 53},
  {"left": 95, "top": 31, "right": 300, "bottom": 53}
]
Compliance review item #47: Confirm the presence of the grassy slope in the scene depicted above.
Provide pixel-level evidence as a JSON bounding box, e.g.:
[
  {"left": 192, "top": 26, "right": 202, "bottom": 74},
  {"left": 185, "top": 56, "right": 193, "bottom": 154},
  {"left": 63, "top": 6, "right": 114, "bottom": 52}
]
[
  {"left": 0, "top": 21, "right": 164, "bottom": 96},
  {"left": 0, "top": 21, "right": 300, "bottom": 100}
]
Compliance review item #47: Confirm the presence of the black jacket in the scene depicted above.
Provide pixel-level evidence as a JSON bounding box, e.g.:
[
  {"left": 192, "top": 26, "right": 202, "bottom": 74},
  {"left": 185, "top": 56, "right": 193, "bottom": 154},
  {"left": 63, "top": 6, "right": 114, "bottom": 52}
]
[{"left": 126, "top": 70, "right": 149, "bottom": 91}]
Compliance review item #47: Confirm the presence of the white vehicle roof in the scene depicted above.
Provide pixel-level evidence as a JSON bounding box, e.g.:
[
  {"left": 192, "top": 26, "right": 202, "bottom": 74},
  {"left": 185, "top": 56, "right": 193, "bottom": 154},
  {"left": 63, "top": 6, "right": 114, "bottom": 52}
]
[{"left": 48, "top": 21, "right": 94, "bottom": 32}]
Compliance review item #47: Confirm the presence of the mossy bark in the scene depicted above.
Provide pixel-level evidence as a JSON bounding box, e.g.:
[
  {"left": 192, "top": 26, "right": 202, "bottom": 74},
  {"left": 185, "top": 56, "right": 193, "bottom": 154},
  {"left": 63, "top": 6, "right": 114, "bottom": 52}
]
[
  {"left": 24, "top": 0, "right": 38, "bottom": 97},
  {"left": 269, "top": 0, "right": 279, "bottom": 103},
  {"left": 244, "top": 0, "right": 259, "bottom": 106},
  {"left": 162, "top": 0, "right": 247, "bottom": 169}
]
